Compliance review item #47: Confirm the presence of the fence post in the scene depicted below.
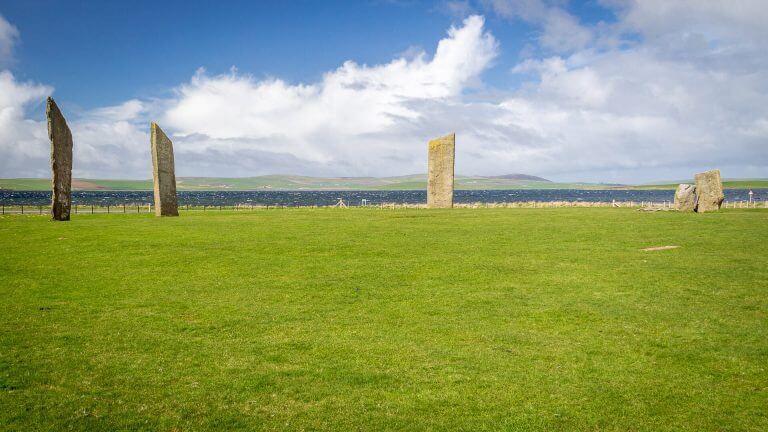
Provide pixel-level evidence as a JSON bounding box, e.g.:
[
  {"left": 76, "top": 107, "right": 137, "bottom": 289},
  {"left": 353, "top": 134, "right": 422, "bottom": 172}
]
[
  {"left": 39, "top": 205, "right": 42, "bottom": 214},
  {"left": 21, "top": 205, "right": 23, "bottom": 214},
  {"left": 123, "top": 204, "right": 126, "bottom": 213},
  {"left": 91, "top": 205, "right": 94, "bottom": 214},
  {"left": 1, "top": 204, "right": 3, "bottom": 215},
  {"left": 107, "top": 205, "right": 110, "bottom": 214}
]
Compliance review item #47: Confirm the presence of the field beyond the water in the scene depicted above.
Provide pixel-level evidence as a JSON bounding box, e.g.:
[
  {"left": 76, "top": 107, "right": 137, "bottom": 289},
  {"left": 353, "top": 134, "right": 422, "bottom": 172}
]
[{"left": 1, "top": 208, "right": 767, "bottom": 431}]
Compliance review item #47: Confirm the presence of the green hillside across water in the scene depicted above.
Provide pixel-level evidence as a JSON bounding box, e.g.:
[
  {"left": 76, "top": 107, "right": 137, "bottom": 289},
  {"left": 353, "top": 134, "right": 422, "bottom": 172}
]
[
  {"left": 0, "top": 175, "right": 765, "bottom": 191},
  {"left": 629, "top": 179, "right": 768, "bottom": 190},
  {"left": 0, "top": 175, "right": 586, "bottom": 191}
]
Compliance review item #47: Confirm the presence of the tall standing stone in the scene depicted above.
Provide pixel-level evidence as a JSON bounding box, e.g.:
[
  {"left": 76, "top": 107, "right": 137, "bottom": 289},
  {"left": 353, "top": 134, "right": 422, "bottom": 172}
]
[
  {"left": 694, "top": 169, "right": 724, "bottom": 213},
  {"left": 427, "top": 133, "right": 455, "bottom": 209},
  {"left": 47, "top": 97, "right": 73, "bottom": 221},
  {"left": 674, "top": 184, "right": 697, "bottom": 212},
  {"left": 150, "top": 122, "right": 179, "bottom": 217}
]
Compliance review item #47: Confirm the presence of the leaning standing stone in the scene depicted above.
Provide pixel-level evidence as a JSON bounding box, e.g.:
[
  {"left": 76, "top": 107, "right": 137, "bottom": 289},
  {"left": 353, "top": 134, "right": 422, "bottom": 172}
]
[
  {"left": 427, "top": 133, "right": 455, "bottom": 209},
  {"left": 47, "top": 97, "right": 73, "bottom": 221},
  {"left": 150, "top": 122, "right": 179, "bottom": 217},
  {"left": 694, "top": 169, "right": 725, "bottom": 213},
  {"left": 674, "top": 184, "right": 696, "bottom": 212}
]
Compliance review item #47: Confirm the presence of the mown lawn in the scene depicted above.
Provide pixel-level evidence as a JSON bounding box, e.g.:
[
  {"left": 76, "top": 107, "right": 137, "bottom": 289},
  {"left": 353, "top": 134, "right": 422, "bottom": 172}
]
[{"left": 1, "top": 208, "right": 766, "bottom": 431}]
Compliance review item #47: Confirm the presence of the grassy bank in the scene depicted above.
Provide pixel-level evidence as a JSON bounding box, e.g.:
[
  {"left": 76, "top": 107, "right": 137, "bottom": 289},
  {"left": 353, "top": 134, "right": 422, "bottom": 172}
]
[
  {"left": 630, "top": 179, "right": 768, "bottom": 190},
  {"left": 1, "top": 208, "right": 767, "bottom": 430}
]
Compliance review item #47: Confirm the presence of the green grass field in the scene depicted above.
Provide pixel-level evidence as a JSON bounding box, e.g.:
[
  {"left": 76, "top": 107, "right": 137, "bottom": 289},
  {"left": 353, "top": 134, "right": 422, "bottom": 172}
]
[{"left": 1, "top": 209, "right": 767, "bottom": 430}]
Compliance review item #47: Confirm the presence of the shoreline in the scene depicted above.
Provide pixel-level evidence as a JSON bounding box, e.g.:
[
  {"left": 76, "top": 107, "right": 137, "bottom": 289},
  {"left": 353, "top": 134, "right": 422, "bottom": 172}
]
[{"left": 1, "top": 200, "right": 766, "bottom": 215}]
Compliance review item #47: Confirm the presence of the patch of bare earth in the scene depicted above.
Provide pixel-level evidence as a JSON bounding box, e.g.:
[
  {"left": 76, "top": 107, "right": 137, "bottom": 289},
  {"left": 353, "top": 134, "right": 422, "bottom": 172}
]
[
  {"left": 642, "top": 246, "right": 680, "bottom": 251},
  {"left": 71, "top": 179, "right": 107, "bottom": 190}
]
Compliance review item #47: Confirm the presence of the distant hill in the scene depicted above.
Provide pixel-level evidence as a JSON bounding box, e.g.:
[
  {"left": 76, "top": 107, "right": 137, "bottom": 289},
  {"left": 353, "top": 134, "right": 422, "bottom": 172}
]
[
  {"left": 628, "top": 178, "right": 768, "bottom": 190},
  {"left": 485, "top": 174, "right": 551, "bottom": 182},
  {"left": 0, "top": 174, "right": 571, "bottom": 191},
  {"left": 1, "top": 175, "right": 765, "bottom": 191}
]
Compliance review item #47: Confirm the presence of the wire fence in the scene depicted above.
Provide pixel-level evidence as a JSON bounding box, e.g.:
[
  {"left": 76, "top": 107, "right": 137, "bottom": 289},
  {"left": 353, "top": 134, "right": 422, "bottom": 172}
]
[{"left": 1, "top": 199, "right": 766, "bottom": 215}]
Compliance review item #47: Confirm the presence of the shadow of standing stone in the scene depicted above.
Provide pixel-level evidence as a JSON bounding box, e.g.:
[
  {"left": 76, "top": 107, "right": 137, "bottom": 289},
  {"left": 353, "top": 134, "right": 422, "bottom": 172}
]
[
  {"left": 427, "top": 133, "right": 455, "bottom": 209},
  {"left": 694, "top": 169, "right": 724, "bottom": 213},
  {"left": 47, "top": 97, "right": 72, "bottom": 221},
  {"left": 150, "top": 122, "right": 179, "bottom": 217}
]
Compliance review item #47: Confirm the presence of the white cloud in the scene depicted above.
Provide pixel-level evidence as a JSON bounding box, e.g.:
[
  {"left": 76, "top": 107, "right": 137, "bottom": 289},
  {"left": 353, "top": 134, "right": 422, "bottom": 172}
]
[
  {"left": 442, "top": 0, "right": 474, "bottom": 17},
  {"left": 160, "top": 15, "right": 498, "bottom": 176},
  {"left": 0, "top": 14, "right": 18, "bottom": 63},
  {"left": 482, "top": 0, "right": 594, "bottom": 53},
  {"left": 0, "top": 71, "right": 152, "bottom": 178},
  {"left": 489, "top": 0, "right": 768, "bottom": 181},
  {"left": 0, "top": 5, "right": 766, "bottom": 183},
  {"left": 0, "top": 71, "right": 51, "bottom": 176},
  {"left": 609, "top": 0, "right": 768, "bottom": 43},
  {"left": 69, "top": 99, "right": 151, "bottom": 178}
]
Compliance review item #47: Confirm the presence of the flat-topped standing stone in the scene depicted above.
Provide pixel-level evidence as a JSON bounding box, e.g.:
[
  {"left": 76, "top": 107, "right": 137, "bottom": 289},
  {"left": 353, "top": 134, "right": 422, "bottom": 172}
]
[
  {"left": 674, "top": 184, "right": 697, "bottom": 212},
  {"left": 150, "top": 122, "right": 179, "bottom": 217},
  {"left": 47, "top": 97, "right": 73, "bottom": 221},
  {"left": 427, "top": 133, "right": 455, "bottom": 209},
  {"left": 694, "top": 169, "right": 724, "bottom": 213}
]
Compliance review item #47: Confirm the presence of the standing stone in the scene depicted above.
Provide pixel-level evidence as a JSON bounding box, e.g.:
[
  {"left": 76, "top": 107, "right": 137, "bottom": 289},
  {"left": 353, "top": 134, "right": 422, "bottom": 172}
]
[
  {"left": 47, "top": 97, "right": 73, "bottom": 221},
  {"left": 150, "top": 122, "right": 179, "bottom": 216},
  {"left": 694, "top": 169, "right": 724, "bottom": 213},
  {"left": 674, "top": 184, "right": 697, "bottom": 212},
  {"left": 427, "top": 133, "right": 455, "bottom": 209}
]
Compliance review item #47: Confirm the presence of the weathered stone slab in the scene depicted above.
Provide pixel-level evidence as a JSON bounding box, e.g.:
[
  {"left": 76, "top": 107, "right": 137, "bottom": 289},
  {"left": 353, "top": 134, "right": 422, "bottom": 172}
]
[
  {"left": 427, "top": 133, "right": 455, "bottom": 209},
  {"left": 694, "top": 169, "right": 724, "bottom": 213},
  {"left": 674, "top": 184, "right": 696, "bottom": 212},
  {"left": 150, "top": 122, "right": 179, "bottom": 217},
  {"left": 47, "top": 97, "right": 72, "bottom": 221}
]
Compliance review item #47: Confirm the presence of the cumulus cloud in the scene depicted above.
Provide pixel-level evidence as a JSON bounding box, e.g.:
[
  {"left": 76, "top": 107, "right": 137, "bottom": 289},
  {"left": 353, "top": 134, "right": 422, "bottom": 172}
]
[
  {"left": 68, "top": 99, "right": 152, "bottom": 178},
  {"left": 161, "top": 15, "right": 498, "bottom": 176},
  {"left": 0, "top": 71, "right": 152, "bottom": 178},
  {"left": 476, "top": 0, "right": 768, "bottom": 181},
  {"left": 482, "top": 0, "right": 594, "bottom": 52},
  {"left": 0, "top": 14, "right": 18, "bottom": 63},
  {"left": 0, "top": 5, "right": 766, "bottom": 182},
  {"left": 0, "top": 71, "right": 51, "bottom": 177},
  {"left": 1, "top": 15, "right": 502, "bottom": 179}
]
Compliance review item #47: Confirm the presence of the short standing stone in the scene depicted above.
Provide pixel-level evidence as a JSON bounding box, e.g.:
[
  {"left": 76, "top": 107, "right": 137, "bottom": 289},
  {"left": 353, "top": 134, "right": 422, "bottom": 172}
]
[
  {"left": 427, "top": 133, "right": 455, "bottom": 209},
  {"left": 694, "top": 169, "right": 724, "bottom": 213},
  {"left": 47, "top": 97, "right": 73, "bottom": 221},
  {"left": 150, "top": 122, "right": 179, "bottom": 217},
  {"left": 674, "top": 184, "right": 696, "bottom": 212}
]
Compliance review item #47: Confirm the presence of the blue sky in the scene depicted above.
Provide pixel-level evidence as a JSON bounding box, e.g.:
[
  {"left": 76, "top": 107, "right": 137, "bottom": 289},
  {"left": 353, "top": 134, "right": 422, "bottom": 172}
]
[
  {"left": 0, "top": 0, "right": 766, "bottom": 182},
  {"left": 2, "top": 0, "right": 563, "bottom": 107}
]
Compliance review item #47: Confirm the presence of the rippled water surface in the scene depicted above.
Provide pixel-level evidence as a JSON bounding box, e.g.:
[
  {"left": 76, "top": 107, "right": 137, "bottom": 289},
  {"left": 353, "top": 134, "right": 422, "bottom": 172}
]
[{"left": 2, "top": 189, "right": 766, "bottom": 206}]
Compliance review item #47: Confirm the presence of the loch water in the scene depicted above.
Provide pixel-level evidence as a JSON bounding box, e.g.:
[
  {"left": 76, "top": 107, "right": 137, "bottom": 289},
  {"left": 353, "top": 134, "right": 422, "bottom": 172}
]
[{"left": 1, "top": 189, "right": 766, "bottom": 207}]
